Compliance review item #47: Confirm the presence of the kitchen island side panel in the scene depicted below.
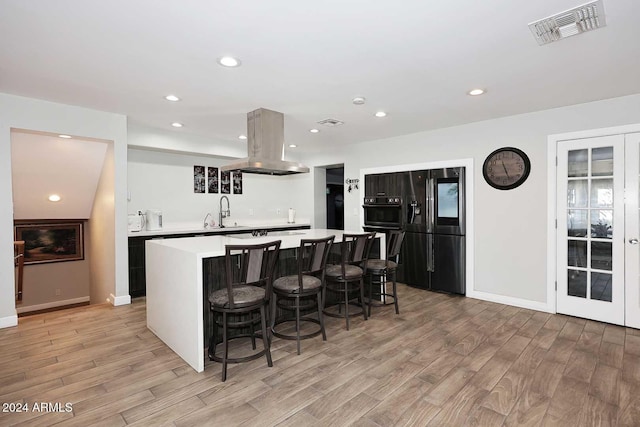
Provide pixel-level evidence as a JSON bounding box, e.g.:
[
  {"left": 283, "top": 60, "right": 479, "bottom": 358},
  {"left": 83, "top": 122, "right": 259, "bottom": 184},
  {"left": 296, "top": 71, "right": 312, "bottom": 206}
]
[{"left": 146, "top": 241, "right": 204, "bottom": 372}]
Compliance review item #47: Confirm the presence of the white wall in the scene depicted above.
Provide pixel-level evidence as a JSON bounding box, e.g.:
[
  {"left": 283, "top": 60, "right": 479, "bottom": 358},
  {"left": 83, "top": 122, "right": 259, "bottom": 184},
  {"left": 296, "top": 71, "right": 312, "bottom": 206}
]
[
  {"left": 0, "top": 93, "right": 128, "bottom": 328},
  {"left": 128, "top": 121, "right": 246, "bottom": 159},
  {"left": 300, "top": 93, "right": 640, "bottom": 307},
  {"left": 90, "top": 142, "right": 120, "bottom": 305},
  {"left": 313, "top": 167, "right": 327, "bottom": 228},
  {"left": 127, "top": 148, "right": 313, "bottom": 227}
]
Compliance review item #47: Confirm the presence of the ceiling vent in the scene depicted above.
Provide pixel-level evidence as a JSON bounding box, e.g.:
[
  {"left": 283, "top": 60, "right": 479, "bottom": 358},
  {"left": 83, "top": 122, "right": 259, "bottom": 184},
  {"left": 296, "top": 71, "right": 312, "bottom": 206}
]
[
  {"left": 317, "top": 118, "right": 344, "bottom": 127},
  {"left": 528, "top": 0, "right": 606, "bottom": 45}
]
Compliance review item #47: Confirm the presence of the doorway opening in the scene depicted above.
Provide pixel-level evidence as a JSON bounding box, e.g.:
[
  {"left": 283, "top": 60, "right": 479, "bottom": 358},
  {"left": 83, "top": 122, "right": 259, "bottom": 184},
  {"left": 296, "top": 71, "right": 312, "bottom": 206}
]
[
  {"left": 326, "top": 166, "right": 344, "bottom": 230},
  {"left": 10, "top": 128, "right": 115, "bottom": 316}
]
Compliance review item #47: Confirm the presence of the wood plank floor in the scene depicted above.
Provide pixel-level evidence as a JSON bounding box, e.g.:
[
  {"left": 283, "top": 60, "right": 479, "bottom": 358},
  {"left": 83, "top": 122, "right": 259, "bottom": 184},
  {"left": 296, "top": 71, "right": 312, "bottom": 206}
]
[{"left": 2, "top": 284, "right": 640, "bottom": 426}]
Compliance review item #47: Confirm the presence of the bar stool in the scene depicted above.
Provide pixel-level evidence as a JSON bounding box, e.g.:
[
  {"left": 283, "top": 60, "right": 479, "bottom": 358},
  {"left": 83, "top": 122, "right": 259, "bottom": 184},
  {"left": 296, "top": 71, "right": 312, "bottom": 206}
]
[
  {"left": 364, "top": 230, "right": 405, "bottom": 316},
  {"left": 323, "top": 232, "right": 375, "bottom": 330},
  {"left": 207, "top": 240, "right": 281, "bottom": 382},
  {"left": 271, "top": 235, "right": 334, "bottom": 355}
]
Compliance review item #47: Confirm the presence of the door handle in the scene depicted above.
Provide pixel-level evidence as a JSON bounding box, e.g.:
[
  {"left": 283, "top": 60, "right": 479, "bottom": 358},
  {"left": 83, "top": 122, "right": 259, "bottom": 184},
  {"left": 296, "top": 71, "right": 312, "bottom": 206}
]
[{"left": 629, "top": 238, "right": 639, "bottom": 245}]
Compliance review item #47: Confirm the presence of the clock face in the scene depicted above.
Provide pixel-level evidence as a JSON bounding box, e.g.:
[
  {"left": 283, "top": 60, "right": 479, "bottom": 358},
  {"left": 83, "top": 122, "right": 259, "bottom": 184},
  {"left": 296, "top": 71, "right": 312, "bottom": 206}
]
[{"left": 483, "top": 147, "right": 531, "bottom": 190}]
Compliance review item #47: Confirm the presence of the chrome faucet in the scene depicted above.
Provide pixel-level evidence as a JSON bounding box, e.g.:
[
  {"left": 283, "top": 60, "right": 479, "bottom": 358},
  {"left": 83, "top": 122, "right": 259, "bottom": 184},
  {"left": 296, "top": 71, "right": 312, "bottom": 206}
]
[
  {"left": 219, "top": 196, "right": 230, "bottom": 228},
  {"left": 203, "top": 212, "right": 213, "bottom": 228}
]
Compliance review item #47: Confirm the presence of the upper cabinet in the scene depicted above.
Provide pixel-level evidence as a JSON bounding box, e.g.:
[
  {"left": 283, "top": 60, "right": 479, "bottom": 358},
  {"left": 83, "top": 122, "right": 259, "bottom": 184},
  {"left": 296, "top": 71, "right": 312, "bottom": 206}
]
[{"left": 365, "top": 172, "right": 406, "bottom": 197}]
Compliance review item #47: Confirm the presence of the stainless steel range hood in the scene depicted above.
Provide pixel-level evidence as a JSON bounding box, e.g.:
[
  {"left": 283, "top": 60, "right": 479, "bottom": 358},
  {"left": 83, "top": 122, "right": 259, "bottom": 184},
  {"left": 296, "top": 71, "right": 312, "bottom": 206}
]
[{"left": 221, "top": 108, "right": 309, "bottom": 175}]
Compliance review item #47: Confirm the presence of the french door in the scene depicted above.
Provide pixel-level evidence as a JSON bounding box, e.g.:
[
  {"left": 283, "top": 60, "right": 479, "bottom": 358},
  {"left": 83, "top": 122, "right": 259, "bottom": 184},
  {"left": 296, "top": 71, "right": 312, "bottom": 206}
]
[{"left": 556, "top": 133, "right": 640, "bottom": 326}]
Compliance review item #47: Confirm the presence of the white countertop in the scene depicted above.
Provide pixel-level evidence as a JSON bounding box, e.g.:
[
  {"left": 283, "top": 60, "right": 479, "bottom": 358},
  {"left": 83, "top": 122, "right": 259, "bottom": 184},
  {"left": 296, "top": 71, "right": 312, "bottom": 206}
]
[
  {"left": 146, "top": 228, "right": 377, "bottom": 258},
  {"left": 128, "top": 222, "right": 310, "bottom": 237}
]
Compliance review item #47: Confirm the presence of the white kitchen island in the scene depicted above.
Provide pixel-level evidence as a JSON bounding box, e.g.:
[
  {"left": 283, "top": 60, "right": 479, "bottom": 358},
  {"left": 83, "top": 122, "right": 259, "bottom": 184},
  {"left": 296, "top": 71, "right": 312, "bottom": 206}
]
[{"left": 145, "top": 229, "right": 385, "bottom": 372}]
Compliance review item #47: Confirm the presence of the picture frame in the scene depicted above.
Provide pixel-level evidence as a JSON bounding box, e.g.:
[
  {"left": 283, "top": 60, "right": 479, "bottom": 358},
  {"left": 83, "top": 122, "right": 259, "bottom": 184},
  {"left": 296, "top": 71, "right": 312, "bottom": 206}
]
[
  {"left": 221, "top": 170, "right": 231, "bottom": 194},
  {"left": 233, "top": 171, "right": 243, "bottom": 194},
  {"left": 194, "top": 165, "right": 206, "bottom": 193},
  {"left": 14, "top": 221, "right": 84, "bottom": 265},
  {"left": 207, "top": 167, "right": 219, "bottom": 193}
]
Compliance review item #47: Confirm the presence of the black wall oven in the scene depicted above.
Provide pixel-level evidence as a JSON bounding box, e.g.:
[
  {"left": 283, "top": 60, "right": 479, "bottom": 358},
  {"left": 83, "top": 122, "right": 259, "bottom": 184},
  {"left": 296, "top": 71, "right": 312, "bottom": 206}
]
[{"left": 363, "top": 196, "right": 402, "bottom": 230}]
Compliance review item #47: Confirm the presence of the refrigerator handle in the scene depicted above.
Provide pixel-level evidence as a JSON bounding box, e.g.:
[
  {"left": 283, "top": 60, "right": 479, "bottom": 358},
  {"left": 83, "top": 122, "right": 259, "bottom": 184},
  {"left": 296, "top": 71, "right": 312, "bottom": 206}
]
[
  {"left": 427, "top": 234, "right": 434, "bottom": 272},
  {"left": 428, "top": 177, "right": 435, "bottom": 232}
]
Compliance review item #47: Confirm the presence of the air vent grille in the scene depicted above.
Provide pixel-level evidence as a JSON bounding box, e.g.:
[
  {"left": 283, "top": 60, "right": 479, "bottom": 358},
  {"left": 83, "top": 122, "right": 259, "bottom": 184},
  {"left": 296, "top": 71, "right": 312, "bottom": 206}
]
[
  {"left": 317, "top": 118, "right": 344, "bottom": 127},
  {"left": 528, "top": 0, "right": 606, "bottom": 45}
]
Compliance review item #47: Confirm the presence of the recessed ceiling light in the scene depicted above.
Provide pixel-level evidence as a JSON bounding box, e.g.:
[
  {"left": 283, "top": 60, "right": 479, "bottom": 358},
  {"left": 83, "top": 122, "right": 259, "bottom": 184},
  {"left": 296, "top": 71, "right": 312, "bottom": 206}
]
[
  {"left": 352, "top": 97, "right": 366, "bottom": 105},
  {"left": 468, "top": 89, "right": 485, "bottom": 96},
  {"left": 375, "top": 111, "right": 387, "bottom": 118},
  {"left": 238, "top": 135, "right": 247, "bottom": 140},
  {"left": 217, "top": 56, "right": 241, "bottom": 67},
  {"left": 171, "top": 122, "right": 184, "bottom": 128},
  {"left": 288, "top": 144, "right": 297, "bottom": 148},
  {"left": 165, "top": 94, "right": 180, "bottom": 102},
  {"left": 309, "top": 129, "right": 320, "bottom": 133},
  {"left": 58, "top": 134, "right": 72, "bottom": 139},
  {"left": 48, "top": 194, "right": 61, "bottom": 202}
]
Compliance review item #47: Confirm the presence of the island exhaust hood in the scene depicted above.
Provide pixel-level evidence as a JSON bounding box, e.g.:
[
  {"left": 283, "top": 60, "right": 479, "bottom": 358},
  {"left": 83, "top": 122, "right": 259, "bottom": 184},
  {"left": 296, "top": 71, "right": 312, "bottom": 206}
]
[{"left": 221, "top": 108, "right": 309, "bottom": 175}]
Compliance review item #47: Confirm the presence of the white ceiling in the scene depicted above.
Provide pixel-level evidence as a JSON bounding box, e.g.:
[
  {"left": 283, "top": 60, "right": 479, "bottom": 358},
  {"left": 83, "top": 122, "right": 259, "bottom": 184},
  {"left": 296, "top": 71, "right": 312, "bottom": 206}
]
[
  {"left": 1, "top": 0, "right": 639, "bottom": 154},
  {"left": 11, "top": 131, "right": 108, "bottom": 219}
]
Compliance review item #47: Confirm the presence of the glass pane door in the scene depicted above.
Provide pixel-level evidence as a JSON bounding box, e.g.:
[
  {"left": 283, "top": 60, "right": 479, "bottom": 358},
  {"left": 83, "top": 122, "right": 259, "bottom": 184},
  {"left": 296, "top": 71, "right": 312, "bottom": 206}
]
[
  {"left": 625, "top": 133, "right": 640, "bottom": 328},
  {"left": 557, "top": 135, "right": 624, "bottom": 325}
]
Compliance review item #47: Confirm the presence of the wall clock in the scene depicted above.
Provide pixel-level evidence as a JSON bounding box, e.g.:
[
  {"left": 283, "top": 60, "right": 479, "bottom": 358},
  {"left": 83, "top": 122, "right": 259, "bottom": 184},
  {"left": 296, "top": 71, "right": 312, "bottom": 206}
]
[{"left": 482, "top": 147, "right": 531, "bottom": 190}]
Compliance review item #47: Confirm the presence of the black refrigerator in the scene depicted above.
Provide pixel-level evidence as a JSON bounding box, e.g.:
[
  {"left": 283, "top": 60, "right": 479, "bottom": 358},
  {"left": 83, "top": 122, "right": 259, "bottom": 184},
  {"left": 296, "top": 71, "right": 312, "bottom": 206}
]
[{"left": 401, "top": 168, "right": 465, "bottom": 294}]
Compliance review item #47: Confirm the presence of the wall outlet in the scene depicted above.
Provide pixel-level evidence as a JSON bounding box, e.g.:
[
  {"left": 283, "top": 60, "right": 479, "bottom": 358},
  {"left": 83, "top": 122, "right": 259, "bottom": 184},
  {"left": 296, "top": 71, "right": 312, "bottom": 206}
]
[
  {"left": 55, "top": 288, "right": 61, "bottom": 296},
  {"left": 249, "top": 208, "right": 254, "bottom": 216},
  {"left": 276, "top": 208, "right": 281, "bottom": 215}
]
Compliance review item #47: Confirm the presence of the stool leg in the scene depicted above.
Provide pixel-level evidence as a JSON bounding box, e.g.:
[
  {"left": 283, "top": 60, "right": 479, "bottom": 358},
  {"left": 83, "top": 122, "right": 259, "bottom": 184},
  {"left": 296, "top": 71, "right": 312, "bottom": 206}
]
[
  {"left": 392, "top": 270, "right": 399, "bottom": 314},
  {"left": 317, "top": 290, "right": 327, "bottom": 341},
  {"left": 270, "top": 293, "right": 277, "bottom": 336},
  {"left": 382, "top": 272, "right": 387, "bottom": 304},
  {"left": 360, "top": 277, "right": 368, "bottom": 321},
  {"left": 260, "top": 305, "right": 273, "bottom": 367},
  {"left": 208, "top": 310, "right": 217, "bottom": 361},
  {"left": 221, "top": 312, "right": 228, "bottom": 382},
  {"left": 250, "top": 311, "right": 257, "bottom": 350},
  {"left": 295, "top": 297, "right": 301, "bottom": 355},
  {"left": 344, "top": 284, "right": 350, "bottom": 330},
  {"left": 367, "top": 274, "right": 373, "bottom": 318}
]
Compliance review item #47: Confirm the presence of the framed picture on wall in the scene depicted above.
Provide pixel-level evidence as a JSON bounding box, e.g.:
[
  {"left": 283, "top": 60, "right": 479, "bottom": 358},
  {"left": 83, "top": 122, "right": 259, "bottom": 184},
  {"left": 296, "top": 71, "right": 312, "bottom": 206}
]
[
  {"left": 194, "top": 165, "right": 206, "bottom": 193},
  {"left": 207, "top": 167, "right": 219, "bottom": 193},
  {"left": 14, "top": 221, "right": 84, "bottom": 265},
  {"left": 233, "top": 171, "right": 243, "bottom": 194},
  {"left": 221, "top": 170, "right": 231, "bottom": 194}
]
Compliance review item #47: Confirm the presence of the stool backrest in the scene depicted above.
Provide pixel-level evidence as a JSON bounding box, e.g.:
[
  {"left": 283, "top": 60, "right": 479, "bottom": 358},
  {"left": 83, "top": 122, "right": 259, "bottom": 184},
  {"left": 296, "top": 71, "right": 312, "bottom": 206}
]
[
  {"left": 387, "top": 230, "right": 405, "bottom": 262},
  {"left": 224, "top": 240, "right": 281, "bottom": 309},
  {"left": 339, "top": 233, "right": 375, "bottom": 276},
  {"left": 297, "top": 235, "right": 335, "bottom": 291}
]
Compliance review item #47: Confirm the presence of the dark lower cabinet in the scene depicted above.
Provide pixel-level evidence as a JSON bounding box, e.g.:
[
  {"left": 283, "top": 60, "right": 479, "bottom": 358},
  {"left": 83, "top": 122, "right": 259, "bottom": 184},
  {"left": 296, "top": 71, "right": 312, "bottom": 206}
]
[{"left": 127, "top": 225, "right": 311, "bottom": 298}]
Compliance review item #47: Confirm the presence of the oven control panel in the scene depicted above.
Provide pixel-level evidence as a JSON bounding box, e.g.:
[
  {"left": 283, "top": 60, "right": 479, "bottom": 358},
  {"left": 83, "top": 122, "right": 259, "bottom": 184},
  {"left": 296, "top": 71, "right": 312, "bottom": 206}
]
[{"left": 363, "top": 196, "right": 401, "bottom": 205}]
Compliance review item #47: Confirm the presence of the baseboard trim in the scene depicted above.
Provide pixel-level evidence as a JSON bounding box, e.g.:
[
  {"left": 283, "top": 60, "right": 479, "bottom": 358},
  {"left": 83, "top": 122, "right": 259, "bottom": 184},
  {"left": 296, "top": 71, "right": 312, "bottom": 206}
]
[
  {"left": 16, "top": 297, "right": 90, "bottom": 315},
  {"left": 109, "top": 293, "right": 131, "bottom": 306},
  {"left": 467, "top": 289, "right": 551, "bottom": 313},
  {"left": 0, "top": 314, "right": 18, "bottom": 329}
]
